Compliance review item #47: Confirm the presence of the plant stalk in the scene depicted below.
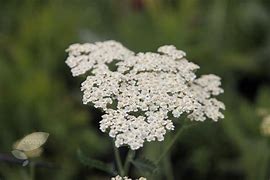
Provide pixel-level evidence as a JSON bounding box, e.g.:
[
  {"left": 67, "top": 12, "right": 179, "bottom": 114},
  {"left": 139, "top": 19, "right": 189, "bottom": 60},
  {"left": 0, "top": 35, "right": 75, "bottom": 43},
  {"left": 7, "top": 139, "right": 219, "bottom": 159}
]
[
  {"left": 155, "top": 124, "right": 195, "bottom": 164},
  {"left": 113, "top": 146, "right": 125, "bottom": 176},
  {"left": 124, "top": 149, "right": 135, "bottom": 174},
  {"left": 29, "top": 162, "right": 35, "bottom": 180}
]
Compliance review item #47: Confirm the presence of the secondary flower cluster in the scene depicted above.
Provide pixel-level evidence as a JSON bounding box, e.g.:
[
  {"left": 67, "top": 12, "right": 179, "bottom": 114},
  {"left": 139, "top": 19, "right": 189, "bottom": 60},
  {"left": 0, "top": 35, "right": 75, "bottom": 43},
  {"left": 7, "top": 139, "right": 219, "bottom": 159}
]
[
  {"left": 111, "top": 175, "right": 146, "bottom": 180},
  {"left": 258, "top": 108, "right": 270, "bottom": 136},
  {"left": 66, "top": 40, "right": 225, "bottom": 150},
  {"left": 261, "top": 115, "right": 270, "bottom": 136}
]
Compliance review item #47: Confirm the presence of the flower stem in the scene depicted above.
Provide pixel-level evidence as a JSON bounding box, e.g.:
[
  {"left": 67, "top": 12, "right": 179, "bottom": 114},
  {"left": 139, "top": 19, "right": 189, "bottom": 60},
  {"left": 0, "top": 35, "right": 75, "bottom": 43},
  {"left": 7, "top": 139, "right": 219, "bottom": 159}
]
[
  {"left": 163, "top": 155, "right": 174, "bottom": 180},
  {"left": 124, "top": 149, "right": 135, "bottom": 174},
  {"left": 29, "top": 162, "right": 35, "bottom": 180},
  {"left": 113, "top": 146, "right": 125, "bottom": 176},
  {"left": 155, "top": 124, "right": 194, "bottom": 165}
]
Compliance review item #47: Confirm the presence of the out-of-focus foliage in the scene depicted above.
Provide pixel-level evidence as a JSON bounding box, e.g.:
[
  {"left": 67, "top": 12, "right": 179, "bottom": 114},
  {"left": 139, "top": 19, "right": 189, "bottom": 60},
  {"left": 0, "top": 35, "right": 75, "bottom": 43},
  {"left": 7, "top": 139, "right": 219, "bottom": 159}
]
[
  {"left": 0, "top": 0, "right": 270, "bottom": 179},
  {"left": 0, "top": 0, "right": 110, "bottom": 179}
]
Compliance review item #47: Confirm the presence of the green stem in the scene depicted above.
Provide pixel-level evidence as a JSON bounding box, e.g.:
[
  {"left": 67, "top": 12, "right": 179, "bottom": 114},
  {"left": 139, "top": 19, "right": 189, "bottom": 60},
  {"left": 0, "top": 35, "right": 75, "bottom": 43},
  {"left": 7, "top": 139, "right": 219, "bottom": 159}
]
[
  {"left": 163, "top": 155, "right": 174, "bottom": 180},
  {"left": 155, "top": 124, "right": 194, "bottom": 165},
  {"left": 124, "top": 149, "right": 135, "bottom": 174},
  {"left": 20, "top": 169, "right": 29, "bottom": 180},
  {"left": 113, "top": 146, "right": 125, "bottom": 176},
  {"left": 29, "top": 162, "right": 35, "bottom": 180}
]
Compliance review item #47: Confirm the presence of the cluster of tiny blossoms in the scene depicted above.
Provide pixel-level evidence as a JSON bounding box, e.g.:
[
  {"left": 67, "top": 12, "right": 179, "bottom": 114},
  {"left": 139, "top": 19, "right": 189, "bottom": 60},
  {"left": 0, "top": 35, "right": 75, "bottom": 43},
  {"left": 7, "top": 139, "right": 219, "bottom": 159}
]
[
  {"left": 261, "top": 115, "right": 270, "bottom": 136},
  {"left": 65, "top": 40, "right": 225, "bottom": 150},
  {"left": 258, "top": 108, "right": 270, "bottom": 136},
  {"left": 111, "top": 175, "right": 146, "bottom": 180}
]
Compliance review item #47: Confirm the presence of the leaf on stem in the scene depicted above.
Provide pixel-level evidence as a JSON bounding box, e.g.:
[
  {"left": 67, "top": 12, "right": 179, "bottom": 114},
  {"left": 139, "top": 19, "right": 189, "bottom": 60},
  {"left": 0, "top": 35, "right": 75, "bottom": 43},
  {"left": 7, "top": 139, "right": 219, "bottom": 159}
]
[
  {"left": 131, "top": 158, "right": 157, "bottom": 174},
  {"left": 77, "top": 149, "right": 117, "bottom": 175}
]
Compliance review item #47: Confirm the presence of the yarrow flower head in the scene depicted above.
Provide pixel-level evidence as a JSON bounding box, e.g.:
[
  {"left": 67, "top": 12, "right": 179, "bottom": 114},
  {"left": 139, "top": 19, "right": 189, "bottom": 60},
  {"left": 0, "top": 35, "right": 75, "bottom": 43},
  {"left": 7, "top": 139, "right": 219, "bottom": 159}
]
[
  {"left": 111, "top": 175, "right": 146, "bottom": 180},
  {"left": 65, "top": 40, "right": 225, "bottom": 150},
  {"left": 261, "top": 115, "right": 270, "bottom": 136},
  {"left": 258, "top": 108, "right": 270, "bottom": 136}
]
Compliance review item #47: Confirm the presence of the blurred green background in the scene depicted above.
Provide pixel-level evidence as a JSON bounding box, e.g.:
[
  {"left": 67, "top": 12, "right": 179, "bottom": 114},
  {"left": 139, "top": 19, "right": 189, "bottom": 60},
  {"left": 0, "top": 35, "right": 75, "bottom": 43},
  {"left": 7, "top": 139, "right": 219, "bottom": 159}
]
[{"left": 1, "top": 0, "right": 270, "bottom": 179}]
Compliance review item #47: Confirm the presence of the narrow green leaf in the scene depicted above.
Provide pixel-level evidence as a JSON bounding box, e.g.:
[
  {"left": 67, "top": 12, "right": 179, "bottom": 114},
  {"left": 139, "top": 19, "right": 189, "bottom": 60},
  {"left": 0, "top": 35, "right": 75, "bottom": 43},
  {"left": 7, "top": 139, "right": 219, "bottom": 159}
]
[
  {"left": 131, "top": 158, "right": 158, "bottom": 174},
  {"left": 77, "top": 149, "right": 116, "bottom": 175}
]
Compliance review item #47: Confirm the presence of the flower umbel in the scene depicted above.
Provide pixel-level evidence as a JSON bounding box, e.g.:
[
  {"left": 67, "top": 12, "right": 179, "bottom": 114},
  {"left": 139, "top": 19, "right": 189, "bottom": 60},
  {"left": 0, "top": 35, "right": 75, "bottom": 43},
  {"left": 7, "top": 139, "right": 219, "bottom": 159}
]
[
  {"left": 261, "top": 114, "right": 270, "bottom": 136},
  {"left": 66, "top": 40, "right": 225, "bottom": 150},
  {"left": 111, "top": 175, "right": 146, "bottom": 180}
]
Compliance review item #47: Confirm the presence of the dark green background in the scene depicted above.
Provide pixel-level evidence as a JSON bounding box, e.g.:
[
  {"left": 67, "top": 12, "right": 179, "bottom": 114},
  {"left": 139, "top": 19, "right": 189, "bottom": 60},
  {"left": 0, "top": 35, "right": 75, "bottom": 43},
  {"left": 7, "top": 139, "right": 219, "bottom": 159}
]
[{"left": 1, "top": 0, "right": 270, "bottom": 179}]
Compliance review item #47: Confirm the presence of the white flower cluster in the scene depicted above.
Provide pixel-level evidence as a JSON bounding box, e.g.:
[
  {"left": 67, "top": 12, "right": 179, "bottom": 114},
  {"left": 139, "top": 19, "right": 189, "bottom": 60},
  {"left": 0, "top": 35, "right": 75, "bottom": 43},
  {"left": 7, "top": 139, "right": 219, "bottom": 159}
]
[
  {"left": 66, "top": 40, "right": 225, "bottom": 150},
  {"left": 261, "top": 115, "right": 270, "bottom": 136},
  {"left": 111, "top": 175, "right": 146, "bottom": 180},
  {"left": 66, "top": 40, "right": 134, "bottom": 76}
]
